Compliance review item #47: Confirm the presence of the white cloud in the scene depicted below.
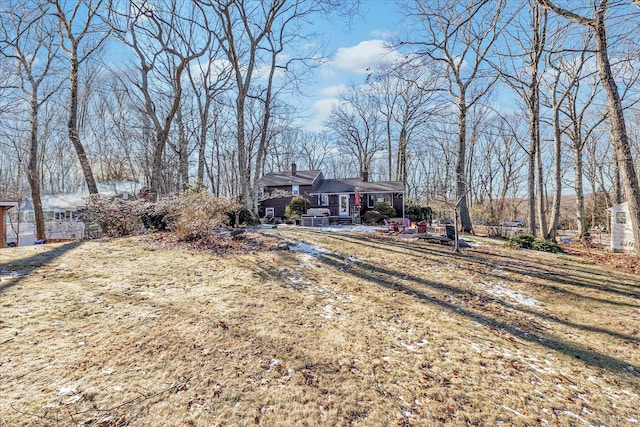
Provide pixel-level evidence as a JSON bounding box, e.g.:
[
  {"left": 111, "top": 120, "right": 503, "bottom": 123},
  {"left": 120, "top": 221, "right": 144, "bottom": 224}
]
[
  {"left": 318, "top": 84, "right": 347, "bottom": 97},
  {"left": 332, "top": 39, "right": 401, "bottom": 74},
  {"left": 370, "top": 29, "right": 396, "bottom": 40},
  {"left": 306, "top": 98, "right": 341, "bottom": 131}
]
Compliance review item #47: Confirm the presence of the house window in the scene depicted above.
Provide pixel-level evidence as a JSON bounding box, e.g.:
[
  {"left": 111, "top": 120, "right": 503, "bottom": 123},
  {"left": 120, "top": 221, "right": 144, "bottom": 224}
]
[
  {"left": 321, "top": 194, "right": 329, "bottom": 206},
  {"left": 292, "top": 185, "right": 299, "bottom": 196},
  {"left": 616, "top": 211, "right": 627, "bottom": 224},
  {"left": 369, "top": 194, "right": 391, "bottom": 208},
  {"left": 265, "top": 207, "right": 275, "bottom": 218}
]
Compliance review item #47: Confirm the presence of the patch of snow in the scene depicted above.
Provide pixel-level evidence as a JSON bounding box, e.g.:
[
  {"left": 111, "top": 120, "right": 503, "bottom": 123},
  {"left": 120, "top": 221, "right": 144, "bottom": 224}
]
[
  {"left": 320, "top": 304, "right": 335, "bottom": 319},
  {"left": 289, "top": 276, "right": 310, "bottom": 287},
  {"left": 470, "top": 342, "right": 484, "bottom": 353},
  {"left": 0, "top": 269, "right": 26, "bottom": 281},
  {"left": 487, "top": 284, "right": 538, "bottom": 307},
  {"left": 398, "top": 339, "right": 429, "bottom": 352},
  {"left": 63, "top": 394, "right": 82, "bottom": 404},
  {"left": 289, "top": 241, "right": 331, "bottom": 257},
  {"left": 58, "top": 386, "right": 77, "bottom": 395},
  {"left": 320, "top": 226, "right": 348, "bottom": 233},
  {"left": 398, "top": 340, "right": 416, "bottom": 351},
  {"left": 501, "top": 405, "right": 527, "bottom": 419},
  {"left": 401, "top": 409, "right": 412, "bottom": 417},
  {"left": 295, "top": 253, "right": 318, "bottom": 266}
]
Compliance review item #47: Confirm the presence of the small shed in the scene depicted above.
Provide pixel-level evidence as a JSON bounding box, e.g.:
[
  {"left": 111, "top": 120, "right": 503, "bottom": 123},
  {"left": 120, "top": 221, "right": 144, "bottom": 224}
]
[
  {"left": 1, "top": 201, "right": 18, "bottom": 248},
  {"left": 610, "top": 202, "right": 635, "bottom": 252}
]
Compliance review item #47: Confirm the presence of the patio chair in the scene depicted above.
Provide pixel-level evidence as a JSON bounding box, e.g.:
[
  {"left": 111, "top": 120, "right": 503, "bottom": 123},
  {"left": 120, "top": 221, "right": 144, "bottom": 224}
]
[{"left": 384, "top": 219, "right": 400, "bottom": 234}]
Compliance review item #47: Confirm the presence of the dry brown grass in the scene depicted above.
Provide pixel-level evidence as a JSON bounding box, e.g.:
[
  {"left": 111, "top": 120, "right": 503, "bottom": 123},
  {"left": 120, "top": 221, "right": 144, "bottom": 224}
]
[{"left": 1, "top": 227, "right": 639, "bottom": 426}]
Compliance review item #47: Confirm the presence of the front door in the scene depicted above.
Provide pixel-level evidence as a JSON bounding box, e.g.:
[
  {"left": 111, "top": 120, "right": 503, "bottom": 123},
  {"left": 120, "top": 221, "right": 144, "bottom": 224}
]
[{"left": 339, "top": 194, "right": 349, "bottom": 216}]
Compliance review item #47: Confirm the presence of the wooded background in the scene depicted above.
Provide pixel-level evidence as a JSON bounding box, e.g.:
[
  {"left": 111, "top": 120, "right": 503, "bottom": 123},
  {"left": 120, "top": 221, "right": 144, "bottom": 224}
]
[{"left": 1, "top": 0, "right": 639, "bottom": 254}]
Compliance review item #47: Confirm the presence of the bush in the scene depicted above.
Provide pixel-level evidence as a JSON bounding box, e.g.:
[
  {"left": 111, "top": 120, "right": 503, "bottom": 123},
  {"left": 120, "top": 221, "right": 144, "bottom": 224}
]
[
  {"left": 174, "top": 192, "right": 242, "bottom": 241},
  {"left": 531, "top": 239, "right": 562, "bottom": 253},
  {"left": 505, "top": 234, "right": 562, "bottom": 253},
  {"left": 85, "top": 188, "right": 245, "bottom": 241},
  {"left": 404, "top": 199, "right": 432, "bottom": 222},
  {"left": 227, "top": 207, "right": 260, "bottom": 227},
  {"left": 285, "top": 196, "right": 311, "bottom": 221},
  {"left": 373, "top": 202, "right": 396, "bottom": 218},
  {"left": 84, "top": 194, "right": 146, "bottom": 237},
  {"left": 504, "top": 234, "right": 536, "bottom": 249},
  {"left": 141, "top": 195, "right": 181, "bottom": 231},
  {"left": 363, "top": 210, "right": 387, "bottom": 225}
]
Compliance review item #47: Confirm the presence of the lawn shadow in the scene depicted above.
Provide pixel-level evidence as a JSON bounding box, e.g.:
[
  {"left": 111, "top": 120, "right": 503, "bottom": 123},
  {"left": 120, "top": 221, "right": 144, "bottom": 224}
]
[
  {"left": 388, "top": 238, "right": 640, "bottom": 309},
  {"left": 0, "top": 241, "right": 84, "bottom": 295},
  {"left": 298, "top": 240, "right": 640, "bottom": 378}
]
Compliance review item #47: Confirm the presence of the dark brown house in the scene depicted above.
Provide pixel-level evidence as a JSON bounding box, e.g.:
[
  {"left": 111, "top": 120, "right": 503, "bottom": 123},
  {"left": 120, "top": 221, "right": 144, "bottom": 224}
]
[{"left": 258, "top": 163, "right": 405, "bottom": 223}]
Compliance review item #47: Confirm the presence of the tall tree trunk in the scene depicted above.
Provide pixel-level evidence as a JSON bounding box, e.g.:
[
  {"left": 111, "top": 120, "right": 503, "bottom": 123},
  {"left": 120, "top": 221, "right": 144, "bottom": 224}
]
[
  {"left": 197, "top": 97, "right": 211, "bottom": 184},
  {"left": 527, "top": 141, "right": 537, "bottom": 235},
  {"left": 573, "top": 146, "right": 587, "bottom": 237},
  {"left": 177, "top": 108, "right": 189, "bottom": 191},
  {"left": 28, "top": 96, "right": 45, "bottom": 241},
  {"left": 68, "top": 44, "right": 98, "bottom": 194},
  {"left": 396, "top": 126, "right": 408, "bottom": 184},
  {"left": 613, "top": 154, "right": 622, "bottom": 205},
  {"left": 457, "top": 101, "right": 472, "bottom": 232},
  {"left": 593, "top": 10, "right": 640, "bottom": 258},
  {"left": 536, "top": 142, "right": 548, "bottom": 238},
  {"left": 537, "top": 0, "right": 640, "bottom": 257},
  {"left": 547, "top": 102, "right": 563, "bottom": 240},
  {"left": 387, "top": 121, "right": 393, "bottom": 181}
]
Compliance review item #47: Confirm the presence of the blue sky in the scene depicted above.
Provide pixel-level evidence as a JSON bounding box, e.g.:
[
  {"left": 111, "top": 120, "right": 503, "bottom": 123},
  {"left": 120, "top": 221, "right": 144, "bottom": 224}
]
[{"left": 302, "top": 0, "right": 404, "bottom": 131}]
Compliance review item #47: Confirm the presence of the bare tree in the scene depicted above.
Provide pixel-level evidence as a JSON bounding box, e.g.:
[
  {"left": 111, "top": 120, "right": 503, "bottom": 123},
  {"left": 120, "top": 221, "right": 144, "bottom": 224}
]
[
  {"left": 0, "top": 1, "right": 63, "bottom": 241},
  {"left": 472, "top": 115, "right": 527, "bottom": 225},
  {"left": 298, "top": 131, "right": 333, "bottom": 171},
  {"left": 537, "top": 0, "right": 640, "bottom": 257},
  {"left": 48, "top": 0, "right": 111, "bottom": 194},
  {"left": 403, "top": 0, "right": 508, "bottom": 233},
  {"left": 326, "top": 85, "right": 385, "bottom": 176},
  {"left": 110, "top": 0, "right": 211, "bottom": 198},
  {"left": 186, "top": 45, "right": 231, "bottom": 185},
  {"left": 371, "top": 61, "right": 442, "bottom": 185},
  {"left": 554, "top": 39, "right": 608, "bottom": 238},
  {"left": 202, "top": 0, "right": 354, "bottom": 214}
]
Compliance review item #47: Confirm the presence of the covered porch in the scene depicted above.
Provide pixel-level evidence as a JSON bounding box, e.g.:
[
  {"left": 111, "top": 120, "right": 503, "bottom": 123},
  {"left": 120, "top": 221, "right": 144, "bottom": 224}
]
[{"left": 1, "top": 201, "right": 18, "bottom": 248}]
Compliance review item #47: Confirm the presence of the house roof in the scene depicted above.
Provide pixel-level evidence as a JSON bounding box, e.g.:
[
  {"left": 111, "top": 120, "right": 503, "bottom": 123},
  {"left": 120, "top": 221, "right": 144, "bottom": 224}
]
[
  {"left": 311, "top": 178, "right": 404, "bottom": 195},
  {"left": 258, "top": 170, "right": 322, "bottom": 187},
  {"left": 0, "top": 201, "right": 18, "bottom": 209}
]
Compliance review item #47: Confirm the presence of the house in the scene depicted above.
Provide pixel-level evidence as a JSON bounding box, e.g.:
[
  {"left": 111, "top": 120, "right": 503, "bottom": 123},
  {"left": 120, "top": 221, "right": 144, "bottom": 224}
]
[
  {"left": 1, "top": 201, "right": 18, "bottom": 248},
  {"left": 610, "top": 202, "right": 635, "bottom": 252},
  {"left": 258, "top": 163, "right": 405, "bottom": 223},
  {"left": 6, "top": 194, "right": 87, "bottom": 245}
]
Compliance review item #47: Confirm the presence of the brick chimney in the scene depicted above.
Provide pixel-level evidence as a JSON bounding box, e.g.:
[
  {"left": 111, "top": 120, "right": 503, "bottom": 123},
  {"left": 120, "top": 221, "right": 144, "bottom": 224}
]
[
  {"left": 362, "top": 168, "right": 369, "bottom": 182},
  {"left": 291, "top": 163, "right": 297, "bottom": 175}
]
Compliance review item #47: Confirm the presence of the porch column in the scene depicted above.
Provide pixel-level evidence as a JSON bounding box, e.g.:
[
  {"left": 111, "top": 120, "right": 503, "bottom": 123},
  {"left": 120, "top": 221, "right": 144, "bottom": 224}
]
[{"left": 1, "top": 207, "right": 9, "bottom": 248}]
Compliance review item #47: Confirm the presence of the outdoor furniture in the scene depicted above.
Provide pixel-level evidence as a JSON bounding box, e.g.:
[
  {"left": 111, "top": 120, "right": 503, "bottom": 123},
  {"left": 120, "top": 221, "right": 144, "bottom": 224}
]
[
  {"left": 384, "top": 219, "right": 400, "bottom": 234},
  {"left": 416, "top": 220, "right": 428, "bottom": 233},
  {"left": 301, "top": 208, "right": 330, "bottom": 227}
]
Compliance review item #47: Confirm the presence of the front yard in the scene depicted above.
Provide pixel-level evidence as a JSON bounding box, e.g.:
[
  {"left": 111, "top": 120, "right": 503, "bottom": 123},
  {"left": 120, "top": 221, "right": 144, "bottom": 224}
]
[{"left": 1, "top": 227, "right": 638, "bottom": 426}]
